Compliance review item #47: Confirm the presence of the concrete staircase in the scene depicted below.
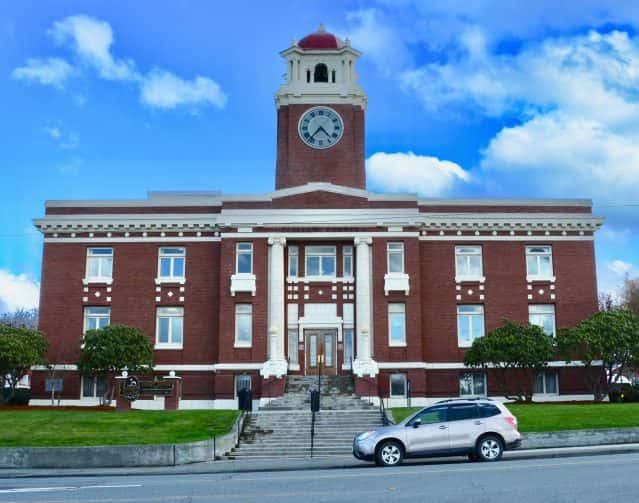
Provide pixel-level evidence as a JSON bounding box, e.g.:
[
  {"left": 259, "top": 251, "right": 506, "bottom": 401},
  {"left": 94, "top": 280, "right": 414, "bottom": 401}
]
[{"left": 229, "top": 375, "right": 383, "bottom": 459}]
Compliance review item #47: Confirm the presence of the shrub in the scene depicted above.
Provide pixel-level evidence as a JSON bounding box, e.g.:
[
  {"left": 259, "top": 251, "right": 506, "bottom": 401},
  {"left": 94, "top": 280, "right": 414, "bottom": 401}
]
[
  {"left": 609, "top": 384, "right": 639, "bottom": 403},
  {"left": 1, "top": 388, "right": 30, "bottom": 405}
]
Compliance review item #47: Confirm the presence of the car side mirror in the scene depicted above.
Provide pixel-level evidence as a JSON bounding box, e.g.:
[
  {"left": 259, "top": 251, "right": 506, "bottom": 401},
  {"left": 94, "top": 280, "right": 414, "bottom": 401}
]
[{"left": 412, "top": 418, "right": 422, "bottom": 429}]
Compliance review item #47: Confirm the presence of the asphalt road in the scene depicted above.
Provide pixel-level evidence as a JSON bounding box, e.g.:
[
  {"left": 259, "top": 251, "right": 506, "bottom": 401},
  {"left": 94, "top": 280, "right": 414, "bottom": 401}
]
[{"left": 1, "top": 452, "right": 637, "bottom": 503}]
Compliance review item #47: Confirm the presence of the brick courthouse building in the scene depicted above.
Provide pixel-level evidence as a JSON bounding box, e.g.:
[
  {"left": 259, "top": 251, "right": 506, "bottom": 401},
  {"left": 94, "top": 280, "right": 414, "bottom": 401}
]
[{"left": 32, "top": 27, "right": 604, "bottom": 408}]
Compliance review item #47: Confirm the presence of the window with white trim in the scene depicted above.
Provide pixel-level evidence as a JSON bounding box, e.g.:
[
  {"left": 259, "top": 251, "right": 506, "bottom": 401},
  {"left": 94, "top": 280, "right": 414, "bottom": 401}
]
[
  {"left": 534, "top": 371, "right": 558, "bottom": 395},
  {"left": 234, "top": 374, "right": 252, "bottom": 397},
  {"left": 86, "top": 248, "right": 113, "bottom": 281},
  {"left": 343, "top": 328, "right": 354, "bottom": 367},
  {"left": 84, "top": 307, "right": 110, "bottom": 333},
  {"left": 236, "top": 243, "right": 253, "bottom": 274},
  {"left": 158, "top": 247, "right": 185, "bottom": 280},
  {"left": 156, "top": 307, "right": 184, "bottom": 348},
  {"left": 305, "top": 246, "right": 336, "bottom": 278},
  {"left": 457, "top": 305, "right": 485, "bottom": 347},
  {"left": 343, "top": 245, "right": 353, "bottom": 277},
  {"left": 288, "top": 246, "right": 298, "bottom": 277},
  {"left": 455, "top": 246, "right": 483, "bottom": 279},
  {"left": 235, "top": 304, "right": 252, "bottom": 347},
  {"left": 390, "top": 374, "right": 407, "bottom": 398},
  {"left": 526, "top": 246, "right": 553, "bottom": 279},
  {"left": 388, "top": 303, "right": 406, "bottom": 346},
  {"left": 82, "top": 375, "right": 107, "bottom": 398},
  {"left": 529, "top": 304, "right": 556, "bottom": 337},
  {"left": 459, "top": 372, "right": 487, "bottom": 397},
  {"left": 387, "top": 242, "right": 404, "bottom": 273}
]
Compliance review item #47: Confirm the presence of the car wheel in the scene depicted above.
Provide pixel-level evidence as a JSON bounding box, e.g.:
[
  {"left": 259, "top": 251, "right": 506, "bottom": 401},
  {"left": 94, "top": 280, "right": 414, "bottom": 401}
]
[
  {"left": 476, "top": 435, "right": 503, "bottom": 462},
  {"left": 376, "top": 440, "right": 404, "bottom": 467}
]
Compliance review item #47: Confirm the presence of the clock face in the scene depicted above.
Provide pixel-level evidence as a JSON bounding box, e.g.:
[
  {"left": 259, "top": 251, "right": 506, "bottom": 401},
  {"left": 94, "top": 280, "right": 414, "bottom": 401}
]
[{"left": 298, "top": 106, "right": 344, "bottom": 149}]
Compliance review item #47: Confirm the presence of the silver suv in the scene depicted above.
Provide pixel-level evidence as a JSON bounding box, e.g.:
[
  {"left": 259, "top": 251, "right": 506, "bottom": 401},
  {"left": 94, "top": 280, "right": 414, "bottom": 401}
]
[{"left": 353, "top": 399, "right": 521, "bottom": 466}]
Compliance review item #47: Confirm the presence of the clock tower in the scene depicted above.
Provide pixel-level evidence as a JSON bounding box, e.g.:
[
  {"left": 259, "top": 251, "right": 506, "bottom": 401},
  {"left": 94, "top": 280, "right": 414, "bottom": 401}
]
[{"left": 275, "top": 25, "right": 367, "bottom": 190}]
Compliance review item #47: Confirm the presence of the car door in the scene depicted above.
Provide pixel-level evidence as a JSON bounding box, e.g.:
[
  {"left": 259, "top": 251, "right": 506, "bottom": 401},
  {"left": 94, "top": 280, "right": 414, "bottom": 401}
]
[
  {"left": 446, "top": 403, "right": 484, "bottom": 451},
  {"left": 404, "top": 405, "right": 450, "bottom": 455}
]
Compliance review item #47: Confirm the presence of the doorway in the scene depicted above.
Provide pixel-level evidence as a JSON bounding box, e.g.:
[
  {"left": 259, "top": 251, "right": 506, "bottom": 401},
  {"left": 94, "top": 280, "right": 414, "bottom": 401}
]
[{"left": 304, "top": 329, "right": 337, "bottom": 375}]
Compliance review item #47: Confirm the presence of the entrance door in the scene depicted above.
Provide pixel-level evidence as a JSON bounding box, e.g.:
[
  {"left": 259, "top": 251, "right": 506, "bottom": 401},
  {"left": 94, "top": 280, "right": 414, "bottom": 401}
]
[{"left": 305, "top": 330, "right": 337, "bottom": 375}]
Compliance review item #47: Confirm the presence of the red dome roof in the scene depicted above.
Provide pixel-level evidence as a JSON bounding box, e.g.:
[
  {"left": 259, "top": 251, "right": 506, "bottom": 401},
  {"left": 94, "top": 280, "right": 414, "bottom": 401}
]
[{"left": 298, "top": 25, "right": 345, "bottom": 50}]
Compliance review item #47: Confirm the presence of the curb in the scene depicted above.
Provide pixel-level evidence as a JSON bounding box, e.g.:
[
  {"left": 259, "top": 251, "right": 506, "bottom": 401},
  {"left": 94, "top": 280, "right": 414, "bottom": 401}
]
[{"left": 2, "top": 443, "right": 639, "bottom": 479}]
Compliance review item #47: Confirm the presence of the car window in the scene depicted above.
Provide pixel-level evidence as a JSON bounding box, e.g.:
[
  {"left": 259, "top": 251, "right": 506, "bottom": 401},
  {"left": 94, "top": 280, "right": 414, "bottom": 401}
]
[
  {"left": 410, "top": 406, "right": 447, "bottom": 425},
  {"left": 478, "top": 404, "right": 501, "bottom": 418},
  {"left": 447, "top": 403, "right": 479, "bottom": 421}
]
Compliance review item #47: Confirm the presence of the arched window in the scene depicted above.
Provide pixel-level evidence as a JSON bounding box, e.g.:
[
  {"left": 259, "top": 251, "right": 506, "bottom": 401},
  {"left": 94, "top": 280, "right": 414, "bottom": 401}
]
[
  {"left": 306, "top": 69, "right": 311, "bottom": 83},
  {"left": 314, "top": 63, "right": 328, "bottom": 82},
  {"left": 331, "top": 69, "right": 336, "bottom": 83}
]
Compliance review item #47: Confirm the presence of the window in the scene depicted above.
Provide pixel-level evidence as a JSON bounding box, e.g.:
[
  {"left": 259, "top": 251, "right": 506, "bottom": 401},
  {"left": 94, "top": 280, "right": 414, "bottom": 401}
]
[
  {"left": 288, "top": 246, "right": 298, "bottom": 277},
  {"left": 288, "top": 328, "right": 299, "bottom": 364},
  {"left": 158, "top": 247, "right": 185, "bottom": 280},
  {"left": 455, "top": 246, "right": 483, "bottom": 279},
  {"left": 234, "top": 374, "right": 252, "bottom": 397},
  {"left": 343, "top": 246, "right": 353, "bottom": 277},
  {"left": 305, "top": 246, "right": 336, "bottom": 278},
  {"left": 343, "top": 327, "right": 354, "bottom": 367},
  {"left": 331, "top": 69, "right": 336, "bottom": 83},
  {"left": 236, "top": 243, "right": 253, "bottom": 274},
  {"left": 390, "top": 374, "right": 407, "bottom": 398},
  {"left": 409, "top": 406, "right": 447, "bottom": 426},
  {"left": 526, "top": 246, "right": 553, "bottom": 279},
  {"left": 86, "top": 248, "right": 113, "bottom": 281},
  {"left": 314, "top": 63, "right": 328, "bottom": 82},
  {"left": 529, "top": 304, "right": 556, "bottom": 337},
  {"left": 156, "top": 307, "right": 183, "bottom": 348},
  {"left": 235, "top": 304, "right": 252, "bottom": 347},
  {"left": 306, "top": 69, "right": 311, "bottom": 83},
  {"left": 478, "top": 403, "right": 501, "bottom": 418},
  {"left": 82, "top": 375, "right": 107, "bottom": 398},
  {"left": 459, "top": 372, "right": 487, "bottom": 397},
  {"left": 388, "top": 303, "right": 406, "bottom": 346},
  {"left": 534, "top": 371, "right": 559, "bottom": 395},
  {"left": 447, "top": 403, "right": 479, "bottom": 421},
  {"left": 84, "top": 307, "right": 110, "bottom": 333},
  {"left": 387, "top": 242, "right": 404, "bottom": 273},
  {"left": 457, "top": 305, "right": 485, "bottom": 347}
]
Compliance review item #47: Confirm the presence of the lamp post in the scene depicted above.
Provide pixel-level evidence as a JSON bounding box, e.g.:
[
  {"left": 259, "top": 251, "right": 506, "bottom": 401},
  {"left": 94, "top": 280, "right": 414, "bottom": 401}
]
[{"left": 317, "top": 354, "right": 324, "bottom": 394}]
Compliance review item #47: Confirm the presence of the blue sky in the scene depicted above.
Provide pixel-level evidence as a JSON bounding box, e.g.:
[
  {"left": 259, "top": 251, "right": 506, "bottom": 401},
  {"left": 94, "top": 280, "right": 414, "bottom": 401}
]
[{"left": 1, "top": 0, "right": 638, "bottom": 313}]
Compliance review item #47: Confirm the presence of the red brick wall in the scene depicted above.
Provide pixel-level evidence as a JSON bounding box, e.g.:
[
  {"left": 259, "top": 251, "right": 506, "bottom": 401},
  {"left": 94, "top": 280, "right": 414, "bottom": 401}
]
[
  {"left": 275, "top": 104, "right": 366, "bottom": 189},
  {"left": 217, "top": 238, "right": 268, "bottom": 363},
  {"left": 418, "top": 240, "right": 598, "bottom": 363},
  {"left": 371, "top": 237, "right": 423, "bottom": 363}
]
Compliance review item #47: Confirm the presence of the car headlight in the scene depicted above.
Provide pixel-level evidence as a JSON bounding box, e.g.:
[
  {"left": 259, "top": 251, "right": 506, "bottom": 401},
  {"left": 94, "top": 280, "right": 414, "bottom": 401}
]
[{"left": 357, "top": 431, "right": 376, "bottom": 442}]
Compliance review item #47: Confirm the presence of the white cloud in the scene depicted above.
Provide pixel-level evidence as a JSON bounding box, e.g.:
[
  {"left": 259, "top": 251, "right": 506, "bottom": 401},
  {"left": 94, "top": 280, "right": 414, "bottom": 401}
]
[
  {"left": 13, "top": 14, "right": 227, "bottom": 111},
  {"left": 598, "top": 259, "right": 639, "bottom": 299},
  {"left": 43, "top": 125, "right": 79, "bottom": 149},
  {"left": 11, "top": 57, "right": 75, "bottom": 88},
  {"left": 140, "top": 70, "right": 227, "bottom": 109},
  {"left": 399, "top": 29, "right": 639, "bottom": 202},
  {"left": 43, "top": 126, "right": 61, "bottom": 139},
  {"left": 338, "top": 9, "right": 412, "bottom": 76},
  {"left": 49, "top": 14, "right": 137, "bottom": 81},
  {"left": 0, "top": 270, "right": 39, "bottom": 314},
  {"left": 366, "top": 151, "right": 470, "bottom": 196}
]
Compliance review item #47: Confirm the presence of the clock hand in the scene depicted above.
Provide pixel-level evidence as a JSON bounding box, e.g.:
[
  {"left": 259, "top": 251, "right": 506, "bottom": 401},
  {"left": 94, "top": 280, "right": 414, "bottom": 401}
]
[{"left": 310, "top": 127, "right": 322, "bottom": 140}]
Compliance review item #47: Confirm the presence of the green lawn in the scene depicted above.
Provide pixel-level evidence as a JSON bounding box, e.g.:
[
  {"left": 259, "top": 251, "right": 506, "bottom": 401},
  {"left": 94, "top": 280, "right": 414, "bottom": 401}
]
[
  {"left": 390, "top": 403, "right": 639, "bottom": 432},
  {"left": 0, "top": 409, "right": 240, "bottom": 447}
]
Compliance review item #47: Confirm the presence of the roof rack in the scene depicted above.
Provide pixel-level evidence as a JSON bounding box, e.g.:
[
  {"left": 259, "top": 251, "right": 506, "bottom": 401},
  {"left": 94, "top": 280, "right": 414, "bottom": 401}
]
[{"left": 435, "top": 397, "right": 493, "bottom": 404}]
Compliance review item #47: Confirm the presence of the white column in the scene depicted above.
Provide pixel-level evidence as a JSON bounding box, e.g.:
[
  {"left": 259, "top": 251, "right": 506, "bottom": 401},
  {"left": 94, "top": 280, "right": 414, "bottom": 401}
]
[
  {"left": 353, "top": 237, "right": 378, "bottom": 377},
  {"left": 261, "top": 237, "right": 287, "bottom": 378}
]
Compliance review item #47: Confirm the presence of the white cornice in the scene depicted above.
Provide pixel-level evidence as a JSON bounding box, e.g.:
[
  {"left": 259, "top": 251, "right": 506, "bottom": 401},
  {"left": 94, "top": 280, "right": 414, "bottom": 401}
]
[{"left": 419, "top": 197, "right": 593, "bottom": 207}]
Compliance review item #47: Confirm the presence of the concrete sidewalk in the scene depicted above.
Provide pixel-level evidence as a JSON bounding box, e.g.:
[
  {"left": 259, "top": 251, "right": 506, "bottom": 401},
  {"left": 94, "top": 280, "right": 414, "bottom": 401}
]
[{"left": 2, "top": 442, "right": 639, "bottom": 480}]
